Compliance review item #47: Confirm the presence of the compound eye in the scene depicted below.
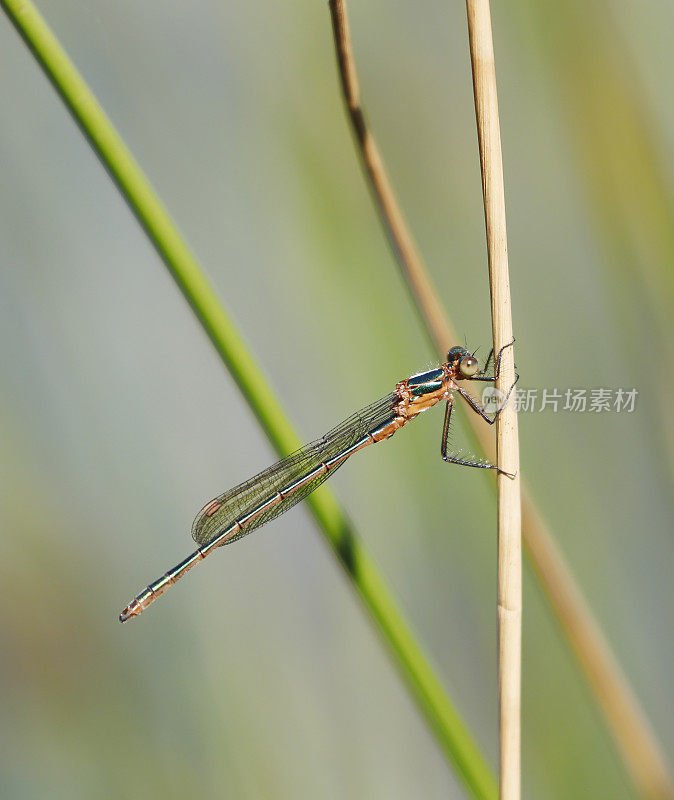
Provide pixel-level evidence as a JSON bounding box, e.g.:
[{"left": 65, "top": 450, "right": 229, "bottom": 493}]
[
  {"left": 459, "top": 355, "right": 479, "bottom": 377},
  {"left": 447, "top": 346, "right": 466, "bottom": 362}
]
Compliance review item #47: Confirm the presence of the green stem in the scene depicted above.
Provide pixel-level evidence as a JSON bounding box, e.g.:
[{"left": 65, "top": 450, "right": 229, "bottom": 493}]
[{"left": 1, "top": 1, "right": 497, "bottom": 797}]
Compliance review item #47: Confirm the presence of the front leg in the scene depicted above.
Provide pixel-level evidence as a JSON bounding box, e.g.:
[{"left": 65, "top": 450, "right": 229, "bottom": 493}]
[
  {"left": 456, "top": 371, "right": 519, "bottom": 425},
  {"left": 481, "top": 346, "right": 494, "bottom": 375},
  {"left": 459, "top": 336, "right": 519, "bottom": 427},
  {"left": 469, "top": 338, "right": 516, "bottom": 383}
]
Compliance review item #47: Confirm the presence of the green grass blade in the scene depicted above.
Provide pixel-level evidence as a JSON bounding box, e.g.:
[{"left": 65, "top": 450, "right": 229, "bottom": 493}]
[{"left": 0, "top": 1, "right": 498, "bottom": 796}]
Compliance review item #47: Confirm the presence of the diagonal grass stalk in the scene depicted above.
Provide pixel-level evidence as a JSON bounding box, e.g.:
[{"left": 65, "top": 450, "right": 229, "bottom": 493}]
[{"left": 0, "top": 1, "right": 498, "bottom": 797}]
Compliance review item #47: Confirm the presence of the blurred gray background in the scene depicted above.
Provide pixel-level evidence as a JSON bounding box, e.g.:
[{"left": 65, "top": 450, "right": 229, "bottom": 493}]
[{"left": 0, "top": 1, "right": 672, "bottom": 798}]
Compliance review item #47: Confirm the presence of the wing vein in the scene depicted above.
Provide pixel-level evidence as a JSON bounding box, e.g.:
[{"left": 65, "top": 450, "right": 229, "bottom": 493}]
[{"left": 191, "top": 392, "right": 399, "bottom": 546}]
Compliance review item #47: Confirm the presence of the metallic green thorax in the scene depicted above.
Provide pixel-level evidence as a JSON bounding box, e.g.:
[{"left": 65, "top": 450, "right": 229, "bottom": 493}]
[
  {"left": 410, "top": 380, "right": 444, "bottom": 397},
  {"left": 407, "top": 368, "right": 444, "bottom": 386}
]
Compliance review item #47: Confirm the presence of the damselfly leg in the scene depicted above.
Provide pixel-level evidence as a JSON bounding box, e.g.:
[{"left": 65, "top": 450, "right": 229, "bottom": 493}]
[
  {"left": 440, "top": 339, "right": 518, "bottom": 477},
  {"left": 464, "top": 338, "right": 517, "bottom": 385},
  {"left": 440, "top": 398, "right": 501, "bottom": 471}
]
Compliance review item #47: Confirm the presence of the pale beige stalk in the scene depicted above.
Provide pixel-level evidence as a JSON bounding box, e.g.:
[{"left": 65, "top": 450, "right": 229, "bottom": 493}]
[
  {"left": 328, "top": 1, "right": 673, "bottom": 798},
  {"left": 464, "top": 2, "right": 521, "bottom": 797}
]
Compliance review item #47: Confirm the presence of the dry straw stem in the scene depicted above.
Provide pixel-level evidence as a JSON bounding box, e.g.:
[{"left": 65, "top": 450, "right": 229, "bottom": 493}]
[
  {"left": 328, "top": 1, "right": 674, "bottom": 798},
  {"left": 464, "top": 2, "right": 521, "bottom": 797}
]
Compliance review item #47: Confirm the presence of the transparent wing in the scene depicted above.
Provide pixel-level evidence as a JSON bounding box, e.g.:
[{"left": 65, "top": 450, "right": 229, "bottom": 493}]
[{"left": 191, "top": 392, "right": 398, "bottom": 546}]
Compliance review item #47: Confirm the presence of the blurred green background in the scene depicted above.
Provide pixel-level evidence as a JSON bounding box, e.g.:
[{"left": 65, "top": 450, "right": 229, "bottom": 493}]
[{"left": 1, "top": 1, "right": 672, "bottom": 798}]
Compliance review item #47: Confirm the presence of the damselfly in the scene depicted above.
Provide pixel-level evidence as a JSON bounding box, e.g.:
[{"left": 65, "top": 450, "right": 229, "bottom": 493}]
[{"left": 120, "top": 341, "right": 517, "bottom": 622}]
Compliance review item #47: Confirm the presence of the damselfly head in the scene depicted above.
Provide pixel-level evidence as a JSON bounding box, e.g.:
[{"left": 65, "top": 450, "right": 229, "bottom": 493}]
[{"left": 447, "top": 346, "right": 480, "bottom": 379}]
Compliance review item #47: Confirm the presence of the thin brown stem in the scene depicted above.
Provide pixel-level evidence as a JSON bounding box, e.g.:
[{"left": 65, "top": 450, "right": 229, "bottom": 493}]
[
  {"left": 522, "top": 495, "right": 674, "bottom": 800},
  {"left": 327, "top": 2, "right": 674, "bottom": 798},
  {"left": 329, "top": 0, "right": 452, "bottom": 355}
]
